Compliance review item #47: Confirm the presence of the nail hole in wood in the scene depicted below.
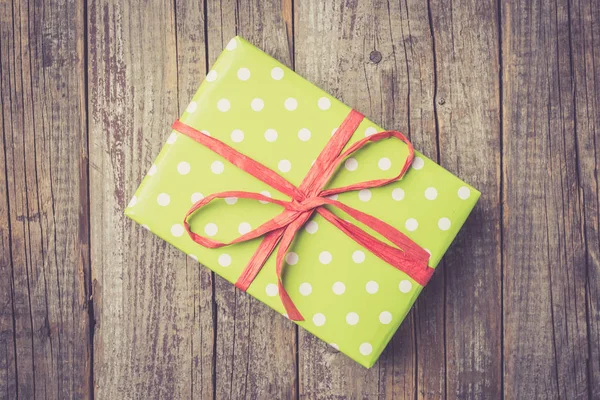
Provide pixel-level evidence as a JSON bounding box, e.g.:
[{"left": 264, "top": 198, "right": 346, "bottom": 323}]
[{"left": 369, "top": 50, "right": 382, "bottom": 64}]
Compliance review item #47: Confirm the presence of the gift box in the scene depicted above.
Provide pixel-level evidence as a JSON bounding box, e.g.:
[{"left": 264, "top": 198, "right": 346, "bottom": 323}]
[{"left": 125, "top": 36, "right": 480, "bottom": 368}]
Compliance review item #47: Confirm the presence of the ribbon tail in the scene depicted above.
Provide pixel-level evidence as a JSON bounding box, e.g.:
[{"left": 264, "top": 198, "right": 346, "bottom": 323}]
[
  {"left": 317, "top": 207, "right": 433, "bottom": 286},
  {"left": 235, "top": 229, "right": 285, "bottom": 291},
  {"left": 277, "top": 273, "right": 303, "bottom": 321},
  {"left": 273, "top": 212, "right": 314, "bottom": 321},
  {"left": 323, "top": 198, "right": 430, "bottom": 262}
]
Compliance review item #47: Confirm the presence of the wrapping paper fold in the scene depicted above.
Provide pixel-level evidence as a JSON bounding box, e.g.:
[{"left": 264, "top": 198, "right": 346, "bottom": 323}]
[{"left": 125, "top": 36, "right": 480, "bottom": 367}]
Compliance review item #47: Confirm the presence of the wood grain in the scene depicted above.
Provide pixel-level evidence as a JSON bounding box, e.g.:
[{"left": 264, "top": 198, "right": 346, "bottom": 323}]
[
  {"left": 205, "top": 1, "right": 297, "bottom": 399},
  {"left": 570, "top": 0, "right": 600, "bottom": 396},
  {"left": 502, "top": 0, "right": 591, "bottom": 398},
  {"left": 294, "top": 2, "right": 390, "bottom": 397},
  {"left": 1, "top": 0, "right": 600, "bottom": 398},
  {"left": 294, "top": 1, "right": 439, "bottom": 397},
  {"left": 88, "top": 1, "right": 197, "bottom": 398},
  {"left": 386, "top": 1, "right": 446, "bottom": 399},
  {"left": 0, "top": 0, "right": 91, "bottom": 398},
  {"left": 174, "top": 0, "right": 215, "bottom": 397},
  {"left": 429, "top": 0, "right": 503, "bottom": 398}
]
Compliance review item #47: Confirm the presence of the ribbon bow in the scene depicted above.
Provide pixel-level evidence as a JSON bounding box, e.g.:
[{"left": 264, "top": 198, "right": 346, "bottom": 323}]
[{"left": 172, "top": 109, "right": 433, "bottom": 321}]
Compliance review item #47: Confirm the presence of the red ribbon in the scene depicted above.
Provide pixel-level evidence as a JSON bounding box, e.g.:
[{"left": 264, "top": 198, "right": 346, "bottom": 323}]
[{"left": 172, "top": 109, "right": 433, "bottom": 321}]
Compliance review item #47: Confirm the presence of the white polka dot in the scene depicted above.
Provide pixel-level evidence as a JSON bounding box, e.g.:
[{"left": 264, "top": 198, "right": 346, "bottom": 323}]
[
  {"left": 141, "top": 224, "right": 150, "bottom": 231},
  {"left": 237, "top": 67, "right": 251, "bottom": 81},
  {"left": 399, "top": 280, "right": 412, "bottom": 293},
  {"left": 226, "top": 38, "right": 237, "bottom": 50},
  {"left": 346, "top": 312, "right": 359, "bottom": 325},
  {"left": 392, "top": 188, "right": 405, "bottom": 201},
  {"left": 278, "top": 160, "right": 292, "bottom": 173},
  {"left": 378, "top": 157, "right": 392, "bottom": 171},
  {"left": 251, "top": 98, "right": 264, "bottom": 111},
  {"left": 298, "top": 128, "right": 311, "bottom": 141},
  {"left": 147, "top": 164, "right": 157, "bottom": 176},
  {"left": 318, "top": 97, "right": 331, "bottom": 110},
  {"left": 218, "top": 254, "right": 231, "bottom": 267},
  {"left": 331, "top": 127, "right": 338, "bottom": 136},
  {"left": 379, "top": 311, "right": 392, "bottom": 324},
  {"left": 365, "top": 281, "right": 379, "bottom": 294},
  {"left": 358, "top": 189, "right": 372, "bottom": 202},
  {"left": 412, "top": 157, "right": 425, "bottom": 170},
  {"left": 189, "top": 254, "right": 198, "bottom": 261},
  {"left": 345, "top": 158, "right": 358, "bottom": 171},
  {"left": 206, "top": 70, "right": 217, "bottom": 82},
  {"left": 201, "top": 130, "right": 210, "bottom": 136},
  {"left": 204, "top": 223, "right": 218, "bottom": 237},
  {"left": 438, "top": 217, "right": 451, "bottom": 231},
  {"left": 217, "top": 98, "right": 230, "bottom": 112},
  {"left": 191, "top": 192, "right": 204, "bottom": 203},
  {"left": 332, "top": 281, "right": 346, "bottom": 295},
  {"left": 157, "top": 193, "right": 170, "bottom": 206},
  {"left": 312, "top": 313, "right": 326, "bottom": 326},
  {"left": 352, "top": 250, "right": 365, "bottom": 263},
  {"left": 177, "top": 161, "right": 191, "bottom": 175},
  {"left": 264, "top": 129, "right": 278, "bottom": 142},
  {"left": 329, "top": 343, "right": 339, "bottom": 351},
  {"left": 285, "top": 252, "right": 299, "bottom": 265},
  {"left": 167, "top": 132, "right": 177, "bottom": 144},
  {"left": 284, "top": 98, "right": 298, "bottom": 111},
  {"left": 299, "top": 283, "right": 312, "bottom": 296},
  {"left": 271, "top": 67, "right": 284, "bottom": 80},
  {"left": 238, "top": 222, "right": 251, "bottom": 235},
  {"left": 127, "top": 196, "right": 137, "bottom": 208},
  {"left": 186, "top": 101, "right": 198, "bottom": 113},
  {"left": 231, "top": 129, "right": 244, "bottom": 142},
  {"left": 211, "top": 161, "right": 224, "bottom": 174},
  {"left": 327, "top": 194, "right": 339, "bottom": 201},
  {"left": 319, "top": 251, "right": 332, "bottom": 264},
  {"left": 359, "top": 343, "right": 373, "bottom": 355},
  {"left": 425, "top": 187, "right": 438, "bottom": 200},
  {"left": 305, "top": 221, "right": 318, "bottom": 234},
  {"left": 365, "top": 127, "right": 378, "bottom": 136},
  {"left": 405, "top": 218, "right": 418, "bottom": 231},
  {"left": 458, "top": 186, "right": 471, "bottom": 200},
  {"left": 259, "top": 191, "right": 271, "bottom": 204},
  {"left": 224, "top": 197, "right": 237, "bottom": 205},
  {"left": 171, "top": 224, "right": 184, "bottom": 237},
  {"left": 266, "top": 284, "right": 278, "bottom": 297}
]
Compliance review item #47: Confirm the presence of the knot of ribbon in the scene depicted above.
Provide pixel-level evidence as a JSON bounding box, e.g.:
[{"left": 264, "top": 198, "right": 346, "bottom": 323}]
[{"left": 172, "top": 109, "right": 434, "bottom": 321}]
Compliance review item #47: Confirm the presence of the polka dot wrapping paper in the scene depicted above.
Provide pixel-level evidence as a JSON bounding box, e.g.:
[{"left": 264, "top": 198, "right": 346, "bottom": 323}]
[{"left": 125, "top": 36, "right": 480, "bottom": 368}]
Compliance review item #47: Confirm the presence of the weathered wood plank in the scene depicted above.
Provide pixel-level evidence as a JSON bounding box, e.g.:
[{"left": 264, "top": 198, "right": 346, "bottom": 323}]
[
  {"left": 391, "top": 2, "right": 447, "bottom": 399},
  {"left": 174, "top": 1, "right": 215, "bottom": 398},
  {"left": 0, "top": 0, "right": 91, "bottom": 398},
  {"left": 294, "top": 1, "right": 441, "bottom": 397},
  {"left": 89, "top": 1, "right": 200, "bottom": 398},
  {"left": 570, "top": 0, "right": 600, "bottom": 396},
  {"left": 0, "top": 2, "right": 17, "bottom": 396},
  {"left": 370, "top": 1, "right": 447, "bottom": 399},
  {"left": 205, "top": 1, "right": 297, "bottom": 398},
  {"left": 503, "top": 0, "right": 590, "bottom": 398},
  {"left": 429, "top": 0, "right": 503, "bottom": 398},
  {"left": 294, "top": 2, "right": 395, "bottom": 397}
]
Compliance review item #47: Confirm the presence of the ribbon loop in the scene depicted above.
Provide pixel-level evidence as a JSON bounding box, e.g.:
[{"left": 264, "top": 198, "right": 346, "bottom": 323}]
[
  {"left": 320, "top": 131, "right": 415, "bottom": 197},
  {"left": 184, "top": 190, "right": 296, "bottom": 249},
  {"left": 173, "top": 109, "right": 434, "bottom": 321}
]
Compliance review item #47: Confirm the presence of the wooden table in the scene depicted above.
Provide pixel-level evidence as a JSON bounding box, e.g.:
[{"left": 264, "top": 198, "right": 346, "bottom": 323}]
[{"left": 1, "top": 0, "right": 598, "bottom": 398}]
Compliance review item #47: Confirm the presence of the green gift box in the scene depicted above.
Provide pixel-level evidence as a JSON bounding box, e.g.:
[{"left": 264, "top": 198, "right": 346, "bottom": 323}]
[{"left": 125, "top": 36, "right": 480, "bottom": 368}]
